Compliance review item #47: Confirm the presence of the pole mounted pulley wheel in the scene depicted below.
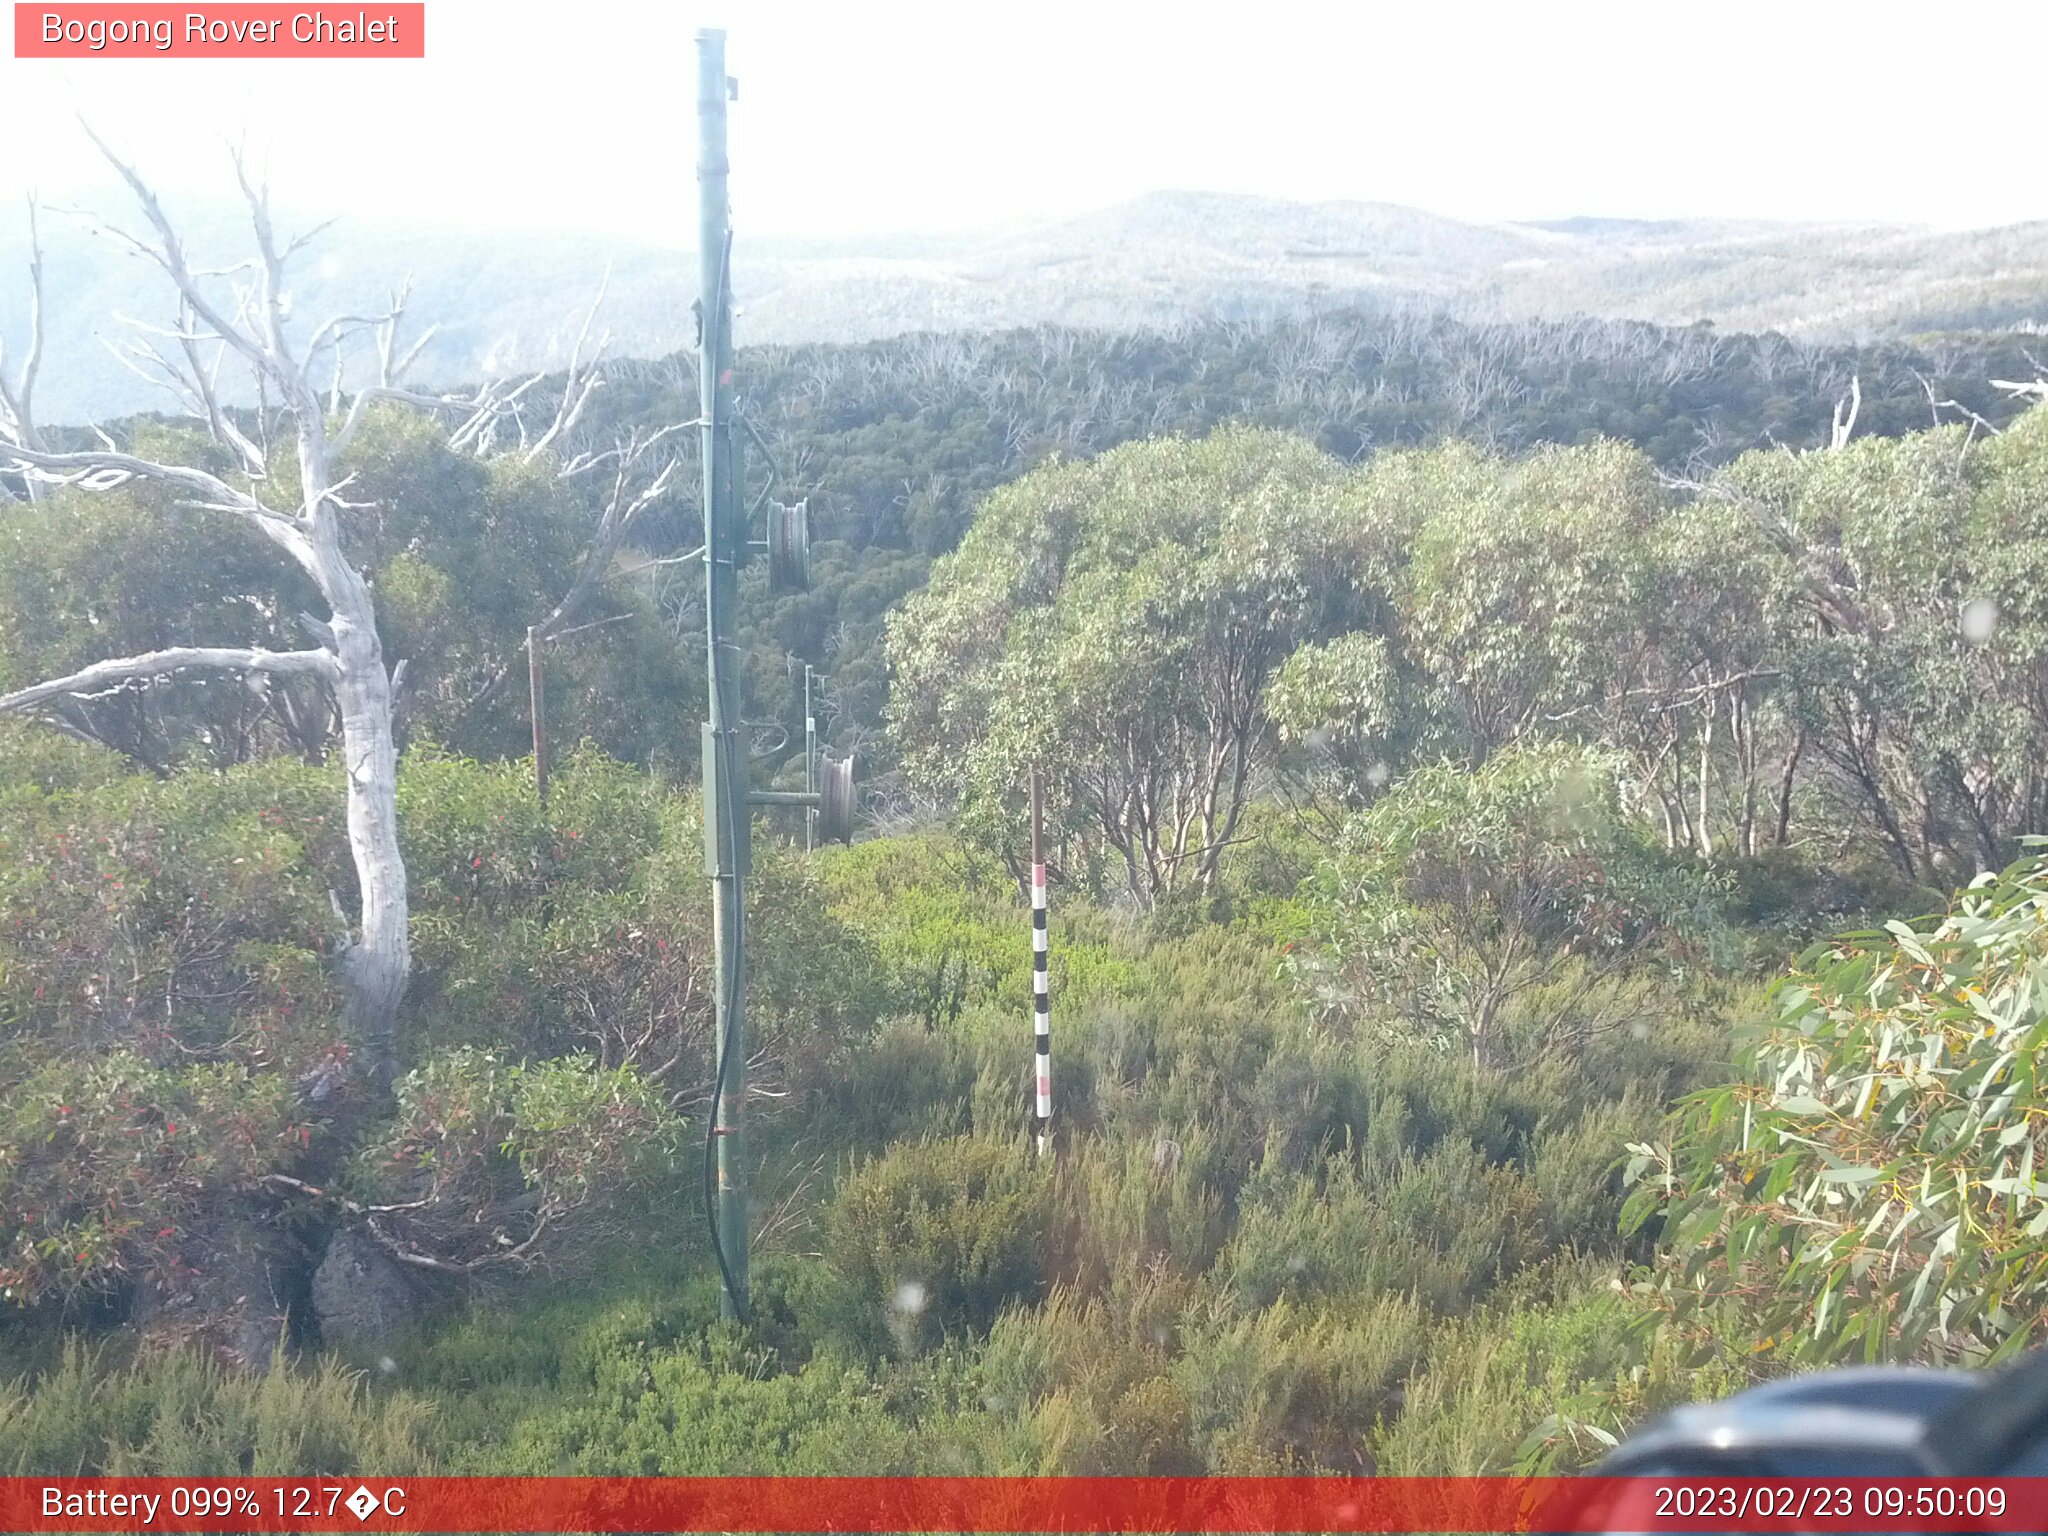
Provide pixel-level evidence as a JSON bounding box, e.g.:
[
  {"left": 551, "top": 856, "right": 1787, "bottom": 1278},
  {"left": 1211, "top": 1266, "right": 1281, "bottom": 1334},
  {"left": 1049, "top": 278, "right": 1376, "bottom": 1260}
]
[
  {"left": 816, "top": 753, "right": 855, "bottom": 844},
  {"left": 741, "top": 750, "right": 856, "bottom": 843},
  {"left": 766, "top": 498, "right": 810, "bottom": 593}
]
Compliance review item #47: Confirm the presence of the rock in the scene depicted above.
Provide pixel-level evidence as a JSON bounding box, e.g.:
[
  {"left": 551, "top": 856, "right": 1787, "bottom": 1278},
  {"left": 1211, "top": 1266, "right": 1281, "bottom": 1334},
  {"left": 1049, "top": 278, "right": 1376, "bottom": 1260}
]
[{"left": 311, "top": 1226, "right": 427, "bottom": 1351}]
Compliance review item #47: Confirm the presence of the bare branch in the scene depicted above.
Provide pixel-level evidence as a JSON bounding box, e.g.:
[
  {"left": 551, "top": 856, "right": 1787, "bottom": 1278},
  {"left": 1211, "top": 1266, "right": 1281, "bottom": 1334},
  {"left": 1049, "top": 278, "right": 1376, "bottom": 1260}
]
[
  {"left": 262, "top": 1173, "right": 428, "bottom": 1217},
  {"left": 331, "top": 381, "right": 494, "bottom": 459},
  {"left": 107, "top": 310, "right": 219, "bottom": 345},
  {"left": 612, "top": 546, "right": 705, "bottom": 577},
  {"left": 524, "top": 272, "right": 612, "bottom": 463},
  {"left": 550, "top": 611, "right": 634, "bottom": 641},
  {"left": 558, "top": 419, "right": 692, "bottom": 481},
  {"left": 389, "top": 323, "right": 437, "bottom": 385},
  {"left": 228, "top": 148, "right": 293, "bottom": 360},
  {"left": 1830, "top": 373, "right": 1861, "bottom": 450},
  {"left": 1911, "top": 368, "right": 1944, "bottom": 430},
  {"left": 375, "top": 282, "right": 408, "bottom": 382},
  {"left": 3, "top": 442, "right": 302, "bottom": 549},
  {"left": 1910, "top": 367, "right": 2003, "bottom": 445},
  {"left": 531, "top": 436, "right": 684, "bottom": 644},
  {"left": 18, "top": 197, "right": 44, "bottom": 432},
  {"left": 0, "top": 196, "right": 48, "bottom": 463},
  {"left": 99, "top": 312, "right": 270, "bottom": 477},
  {"left": 452, "top": 373, "right": 545, "bottom": 456},
  {"left": 186, "top": 257, "right": 261, "bottom": 281},
  {"left": 102, "top": 333, "right": 195, "bottom": 402},
  {"left": 77, "top": 119, "right": 275, "bottom": 384},
  {"left": 372, "top": 279, "right": 419, "bottom": 386},
  {"left": 0, "top": 645, "right": 338, "bottom": 716},
  {"left": 303, "top": 310, "right": 385, "bottom": 367},
  {"left": 280, "top": 215, "right": 340, "bottom": 263},
  {"left": 0, "top": 198, "right": 49, "bottom": 507}
]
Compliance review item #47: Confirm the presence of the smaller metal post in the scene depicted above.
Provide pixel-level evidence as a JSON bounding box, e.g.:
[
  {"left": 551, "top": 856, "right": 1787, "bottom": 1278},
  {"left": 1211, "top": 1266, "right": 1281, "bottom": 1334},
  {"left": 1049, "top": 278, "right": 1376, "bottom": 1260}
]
[
  {"left": 804, "top": 665, "right": 816, "bottom": 854},
  {"left": 1030, "top": 766, "right": 1051, "bottom": 1155},
  {"left": 527, "top": 624, "right": 549, "bottom": 806}
]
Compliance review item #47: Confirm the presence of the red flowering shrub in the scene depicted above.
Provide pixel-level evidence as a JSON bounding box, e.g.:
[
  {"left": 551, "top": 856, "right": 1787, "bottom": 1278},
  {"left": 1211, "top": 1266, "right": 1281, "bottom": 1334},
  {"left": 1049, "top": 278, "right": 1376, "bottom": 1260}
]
[
  {"left": 0, "top": 1052, "right": 301, "bottom": 1303},
  {"left": 0, "top": 734, "right": 882, "bottom": 1349}
]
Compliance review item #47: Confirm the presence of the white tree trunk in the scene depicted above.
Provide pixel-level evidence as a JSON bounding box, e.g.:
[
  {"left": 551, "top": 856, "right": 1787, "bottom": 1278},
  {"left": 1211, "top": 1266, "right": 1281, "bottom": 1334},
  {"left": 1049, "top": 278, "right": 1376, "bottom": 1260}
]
[
  {"left": 1, "top": 136, "right": 672, "bottom": 1088},
  {"left": 0, "top": 140, "right": 427, "bottom": 1086},
  {"left": 328, "top": 564, "right": 409, "bottom": 1084}
]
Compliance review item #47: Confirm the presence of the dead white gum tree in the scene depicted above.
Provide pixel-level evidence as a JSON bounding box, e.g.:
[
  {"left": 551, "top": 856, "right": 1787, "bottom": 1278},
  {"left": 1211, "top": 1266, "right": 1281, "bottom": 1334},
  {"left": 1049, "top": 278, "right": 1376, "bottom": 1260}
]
[{"left": 0, "top": 133, "right": 681, "bottom": 1091}]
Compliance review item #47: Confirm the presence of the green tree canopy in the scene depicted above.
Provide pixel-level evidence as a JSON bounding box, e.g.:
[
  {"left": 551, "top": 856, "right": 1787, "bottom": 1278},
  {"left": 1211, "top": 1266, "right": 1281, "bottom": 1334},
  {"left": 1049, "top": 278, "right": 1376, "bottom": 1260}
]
[
  {"left": 887, "top": 427, "right": 1353, "bottom": 904},
  {"left": 1301, "top": 743, "right": 1725, "bottom": 1070},
  {"left": 1631, "top": 846, "right": 2048, "bottom": 1369}
]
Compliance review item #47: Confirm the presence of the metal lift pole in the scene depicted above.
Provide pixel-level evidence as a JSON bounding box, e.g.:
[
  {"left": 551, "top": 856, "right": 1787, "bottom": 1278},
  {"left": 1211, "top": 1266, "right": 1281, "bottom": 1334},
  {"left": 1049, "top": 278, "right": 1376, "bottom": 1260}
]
[{"left": 697, "top": 26, "right": 749, "bottom": 1322}]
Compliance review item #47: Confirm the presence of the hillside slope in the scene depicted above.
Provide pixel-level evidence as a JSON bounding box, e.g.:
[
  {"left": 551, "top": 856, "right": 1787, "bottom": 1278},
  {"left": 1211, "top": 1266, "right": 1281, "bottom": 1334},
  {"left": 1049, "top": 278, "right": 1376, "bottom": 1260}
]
[{"left": 2, "top": 189, "right": 2045, "bottom": 421}]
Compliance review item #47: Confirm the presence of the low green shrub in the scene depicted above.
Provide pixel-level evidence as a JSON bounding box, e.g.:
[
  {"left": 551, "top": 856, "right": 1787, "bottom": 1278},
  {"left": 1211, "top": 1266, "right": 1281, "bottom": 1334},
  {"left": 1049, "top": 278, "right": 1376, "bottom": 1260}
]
[
  {"left": 349, "top": 1049, "right": 682, "bottom": 1275},
  {"left": 0, "top": 1342, "right": 435, "bottom": 1475},
  {"left": 1175, "top": 1292, "right": 1423, "bottom": 1472},
  {"left": 1063, "top": 1127, "right": 1231, "bottom": 1292},
  {"left": 824, "top": 1135, "right": 1055, "bottom": 1351}
]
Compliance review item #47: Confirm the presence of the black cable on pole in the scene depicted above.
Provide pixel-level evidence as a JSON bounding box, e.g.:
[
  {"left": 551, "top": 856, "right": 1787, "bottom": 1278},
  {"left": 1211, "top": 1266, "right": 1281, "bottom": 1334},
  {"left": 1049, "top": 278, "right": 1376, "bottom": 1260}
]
[
  {"left": 703, "top": 768, "right": 748, "bottom": 1322},
  {"left": 700, "top": 228, "right": 750, "bottom": 1324}
]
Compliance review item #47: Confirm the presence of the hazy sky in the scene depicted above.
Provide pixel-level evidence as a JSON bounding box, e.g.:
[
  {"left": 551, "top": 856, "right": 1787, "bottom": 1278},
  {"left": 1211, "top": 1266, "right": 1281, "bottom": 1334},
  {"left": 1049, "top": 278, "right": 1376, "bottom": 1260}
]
[{"left": 0, "top": 0, "right": 2040, "bottom": 245}]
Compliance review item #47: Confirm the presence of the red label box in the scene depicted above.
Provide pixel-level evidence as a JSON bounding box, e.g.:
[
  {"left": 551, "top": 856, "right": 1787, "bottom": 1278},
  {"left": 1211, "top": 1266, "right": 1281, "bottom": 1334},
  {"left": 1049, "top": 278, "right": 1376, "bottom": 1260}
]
[
  {"left": 14, "top": 4, "right": 425, "bottom": 57},
  {"left": 3, "top": 1476, "right": 2047, "bottom": 1533}
]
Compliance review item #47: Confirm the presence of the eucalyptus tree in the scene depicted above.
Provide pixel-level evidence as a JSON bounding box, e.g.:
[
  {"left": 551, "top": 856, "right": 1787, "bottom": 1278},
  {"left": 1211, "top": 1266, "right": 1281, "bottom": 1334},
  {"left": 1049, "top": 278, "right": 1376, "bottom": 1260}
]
[
  {"left": 1304, "top": 742, "right": 1724, "bottom": 1071},
  {"left": 1706, "top": 407, "right": 2048, "bottom": 883},
  {"left": 1618, "top": 494, "right": 1802, "bottom": 858},
  {"left": 1631, "top": 847, "right": 2048, "bottom": 1366},
  {"left": 0, "top": 137, "right": 681, "bottom": 1086},
  {"left": 887, "top": 427, "right": 1351, "bottom": 906},
  {"left": 1266, "top": 630, "right": 1404, "bottom": 819},
  {"left": 1390, "top": 439, "right": 1669, "bottom": 762},
  {"left": 1281, "top": 436, "right": 1673, "bottom": 786}
]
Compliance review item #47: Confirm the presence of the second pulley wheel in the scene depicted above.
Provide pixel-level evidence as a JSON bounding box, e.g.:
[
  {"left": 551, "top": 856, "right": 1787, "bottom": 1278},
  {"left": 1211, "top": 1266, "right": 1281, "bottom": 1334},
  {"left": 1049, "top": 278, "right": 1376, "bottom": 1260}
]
[
  {"left": 815, "top": 753, "right": 855, "bottom": 844},
  {"left": 767, "top": 498, "right": 810, "bottom": 593}
]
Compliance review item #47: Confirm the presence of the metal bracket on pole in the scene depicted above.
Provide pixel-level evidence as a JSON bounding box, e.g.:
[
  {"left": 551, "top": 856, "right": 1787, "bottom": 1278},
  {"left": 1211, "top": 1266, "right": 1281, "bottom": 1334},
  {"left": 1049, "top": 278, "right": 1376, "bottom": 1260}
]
[
  {"left": 703, "top": 722, "right": 751, "bottom": 877},
  {"left": 744, "top": 753, "right": 855, "bottom": 844}
]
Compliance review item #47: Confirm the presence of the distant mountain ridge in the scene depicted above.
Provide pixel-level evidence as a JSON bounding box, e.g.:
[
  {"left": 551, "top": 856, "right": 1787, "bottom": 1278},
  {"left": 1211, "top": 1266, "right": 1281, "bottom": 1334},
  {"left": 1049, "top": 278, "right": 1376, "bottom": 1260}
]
[{"left": 3, "top": 188, "right": 2045, "bottom": 422}]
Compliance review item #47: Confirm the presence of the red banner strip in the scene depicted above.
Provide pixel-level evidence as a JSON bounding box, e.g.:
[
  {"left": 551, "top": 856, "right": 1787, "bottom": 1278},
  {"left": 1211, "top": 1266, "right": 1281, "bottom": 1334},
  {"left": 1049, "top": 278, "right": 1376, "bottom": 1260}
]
[
  {"left": 14, "top": 5, "right": 424, "bottom": 58},
  {"left": 3, "top": 1476, "right": 2045, "bottom": 1533}
]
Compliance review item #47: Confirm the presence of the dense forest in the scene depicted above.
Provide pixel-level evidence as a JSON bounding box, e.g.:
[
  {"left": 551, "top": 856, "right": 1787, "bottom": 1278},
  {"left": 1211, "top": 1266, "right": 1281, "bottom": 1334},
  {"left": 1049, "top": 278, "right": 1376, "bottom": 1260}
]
[
  {"left": 6, "top": 287, "right": 2048, "bottom": 1475},
  {"left": 15, "top": 190, "right": 2048, "bottom": 424},
  {"left": 13, "top": 312, "right": 2041, "bottom": 796}
]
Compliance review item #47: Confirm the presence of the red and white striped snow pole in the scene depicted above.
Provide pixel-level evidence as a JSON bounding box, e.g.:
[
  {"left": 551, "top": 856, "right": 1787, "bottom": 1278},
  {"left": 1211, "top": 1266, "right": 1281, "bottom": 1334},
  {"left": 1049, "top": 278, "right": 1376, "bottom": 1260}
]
[{"left": 1029, "top": 766, "right": 1051, "bottom": 1154}]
